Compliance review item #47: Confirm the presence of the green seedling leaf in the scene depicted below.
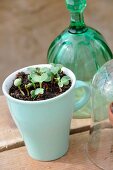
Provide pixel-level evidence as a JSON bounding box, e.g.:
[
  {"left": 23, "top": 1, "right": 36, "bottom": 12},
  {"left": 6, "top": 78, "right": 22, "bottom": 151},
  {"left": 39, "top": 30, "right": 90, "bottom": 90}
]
[
  {"left": 14, "top": 78, "right": 22, "bottom": 87},
  {"left": 36, "top": 67, "right": 40, "bottom": 74},
  {"left": 54, "top": 75, "right": 60, "bottom": 81},
  {"left": 40, "top": 68, "right": 53, "bottom": 82},
  {"left": 31, "top": 90, "right": 35, "bottom": 98},
  {"left": 41, "top": 73, "right": 48, "bottom": 82},
  {"left": 30, "top": 73, "right": 41, "bottom": 83},
  {"left": 28, "top": 74, "right": 31, "bottom": 81},
  {"left": 61, "top": 76, "right": 70, "bottom": 85},
  {"left": 51, "top": 66, "right": 59, "bottom": 75},
  {"left": 58, "top": 76, "right": 70, "bottom": 88},
  {"left": 45, "top": 71, "right": 53, "bottom": 82},
  {"left": 40, "top": 67, "right": 50, "bottom": 74},
  {"left": 25, "top": 83, "right": 32, "bottom": 96},
  {"left": 58, "top": 81, "right": 63, "bottom": 88},
  {"left": 31, "top": 88, "right": 44, "bottom": 98},
  {"left": 14, "top": 78, "right": 25, "bottom": 96},
  {"left": 25, "top": 83, "right": 32, "bottom": 88},
  {"left": 45, "top": 75, "right": 51, "bottom": 82},
  {"left": 56, "top": 64, "right": 63, "bottom": 70},
  {"left": 34, "top": 88, "right": 44, "bottom": 95},
  {"left": 50, "top": 63, "right": 63, "bottom": 75},
  {"left": 46, "top": 70, "right": 54, "bottom": 81},
  {"left": 28, "top": 74, "right": 36, "bottom": 88},
  {"left": 50, "top": 63, "right": 62, "bottom": 69},
  {"left": 25, "top": 85, "right": 30, "bottom": 96},
  {"left": 27, "top": 67, "right": 37, "bottom": 73},
  {"left": 31, "top": 73, "right": 48, "bottom": 83}
]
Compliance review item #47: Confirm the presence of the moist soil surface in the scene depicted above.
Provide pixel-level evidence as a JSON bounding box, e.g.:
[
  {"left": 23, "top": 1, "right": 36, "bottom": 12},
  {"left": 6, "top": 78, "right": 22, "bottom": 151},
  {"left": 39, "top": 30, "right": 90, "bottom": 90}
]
[{"left": 9, "top": 72, "right": 71, "bottom": 101}]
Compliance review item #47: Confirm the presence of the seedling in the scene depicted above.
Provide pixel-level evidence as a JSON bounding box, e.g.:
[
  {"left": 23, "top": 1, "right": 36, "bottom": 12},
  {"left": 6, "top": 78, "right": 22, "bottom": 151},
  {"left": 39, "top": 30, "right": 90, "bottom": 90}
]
[
  {"left": 14, "top": 78, "right": 25, "bottom": 96},
  {"left": 51, "top": 63, "right": 62, "bottom": 75},
  {"left": 25, "top": 83, "right": 32, "bottom": 96},
  {"left": 28, "top": 74, "right": 36, "bottom": 88},
  {"left": 58, "top": 76, "right": 71, "bottom": 88},
  {"left": 10, "top": 64, "right": 71, "bottom": 100},
  {"left": 31, "top": 88, "right": 44, "bottom": 98}
]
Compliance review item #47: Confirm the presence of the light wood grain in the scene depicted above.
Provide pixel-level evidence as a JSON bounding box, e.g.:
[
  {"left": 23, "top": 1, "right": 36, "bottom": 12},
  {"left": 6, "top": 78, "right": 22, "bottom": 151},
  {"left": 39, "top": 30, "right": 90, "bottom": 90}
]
[
  {"left": 0, "top": 132, "right": 99, "bottom": 170},
  {"left": 0, "top": 95, "right": 91, "bottom": 152},
  {"left": 0, "top": 96, "right": 24, "bottom": 152}
]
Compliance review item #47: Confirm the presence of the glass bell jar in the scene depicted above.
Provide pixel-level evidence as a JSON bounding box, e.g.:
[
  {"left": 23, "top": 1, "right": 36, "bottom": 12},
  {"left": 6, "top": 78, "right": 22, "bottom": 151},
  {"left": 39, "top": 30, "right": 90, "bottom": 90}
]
[
  {"left": 86, "top": 59, "right": 113, "bottom": 170},
  {"left": 47, "top": 0, "right": 113, "bottom": 119}
]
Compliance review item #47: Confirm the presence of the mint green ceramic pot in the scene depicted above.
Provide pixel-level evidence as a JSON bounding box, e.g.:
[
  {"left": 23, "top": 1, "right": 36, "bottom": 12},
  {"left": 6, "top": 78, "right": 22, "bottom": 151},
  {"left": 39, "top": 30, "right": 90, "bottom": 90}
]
[{"left": 2, "top": 64, "right": 90, "bottom": 161}]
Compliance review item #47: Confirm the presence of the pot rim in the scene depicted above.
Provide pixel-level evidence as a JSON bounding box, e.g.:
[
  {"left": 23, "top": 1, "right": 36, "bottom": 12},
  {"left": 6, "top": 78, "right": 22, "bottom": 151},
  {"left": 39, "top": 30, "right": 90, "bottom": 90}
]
[{"left": 2, "top": 64, "right": 76, "bottom": 104}]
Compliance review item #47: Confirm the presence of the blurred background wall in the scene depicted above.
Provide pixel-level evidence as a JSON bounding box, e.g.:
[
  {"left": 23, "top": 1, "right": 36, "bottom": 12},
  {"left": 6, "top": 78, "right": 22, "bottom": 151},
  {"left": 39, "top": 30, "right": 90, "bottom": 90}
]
[{"left": 0, "top": 0, "right": 113, "bottom": 94}]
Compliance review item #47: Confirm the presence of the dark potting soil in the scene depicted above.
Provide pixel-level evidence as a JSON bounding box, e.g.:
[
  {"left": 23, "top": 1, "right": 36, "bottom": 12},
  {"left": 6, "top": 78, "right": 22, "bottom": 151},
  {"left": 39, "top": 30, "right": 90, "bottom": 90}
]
[{"left": 9, "top": 72, "right": 71, "bottom": 101}]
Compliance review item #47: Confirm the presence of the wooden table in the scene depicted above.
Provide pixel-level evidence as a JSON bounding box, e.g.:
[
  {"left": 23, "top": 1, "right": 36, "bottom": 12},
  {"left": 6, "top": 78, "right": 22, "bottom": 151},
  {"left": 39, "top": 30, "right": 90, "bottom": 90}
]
[{"left": 0, "top": 95, "right": 100, "bottom": 169}]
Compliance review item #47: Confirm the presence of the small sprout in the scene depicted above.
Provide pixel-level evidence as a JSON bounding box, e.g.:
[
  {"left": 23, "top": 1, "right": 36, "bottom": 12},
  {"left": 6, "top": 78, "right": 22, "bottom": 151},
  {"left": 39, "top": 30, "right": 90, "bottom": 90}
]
[
  {"left": 61, "top": 76, "right": 70, "bottom": 85},
  {"left": 14, "top": 78, "right": 25, "bottom": 96},
  {"left": 25, "top": 86, "right": 29, "bottom": 96},
  {"left": 28, "top": 68, "right": 52, "bottom": 88},
  {"left": 40, "top": 73, "right": 49, "bottom": 82},
  {"left": 40, "top": 67, "right": 50, "bottom": 74},
  {"left": 28, "top": 74, "right": 36, "bottom": 88},
  {"left": 30, "top": 73, "right": 49, "bottom": 89},
  {"left": 30, "top": 90, "right": 35, "bottom": 98},
  {"left": 58, "top": 81, "right": 63, "bottom": 88},
  {"left": 58, "top": 76, "right": 70, "bottom": 88},
  {"left": 25, "top": 83, "right": 32, "bottom": 88},
  {"left": 51, "top": 63, "right": 63, "bottom": 75},
  {"left": 14, "top": 78, "right": 22, "bottom": 87},
  {"left": 51, "top": 63, "right": 62, "bottom": 69},
  {"left": 25, "top": 83, "right": 32, "bottom": 96},
  {"left": 31, "top": 88, "right": 44, "bottom": 98},
  {"left": 54, "top": 75, "right": 60, "bottom": 82},
  {"left": 51, "top": 66, "right": 60, "bottom": 75},
  {"left": 34, "top": 88, "right": 44, "bottom": 95},
  {"left": 31, "top": 73, "right": 48, "bottom": 83},
  {"left": 45, "top": 75, "right": 51, "bottom": 82},
  {"left": 27, "top": 67, "right": 37, "bottom": 73},
  {"left": 36, "top": 67, "right": 40, "bottom": 74},
  {"left": 40, "top": 67, "right": 53, "bottom": 82}
]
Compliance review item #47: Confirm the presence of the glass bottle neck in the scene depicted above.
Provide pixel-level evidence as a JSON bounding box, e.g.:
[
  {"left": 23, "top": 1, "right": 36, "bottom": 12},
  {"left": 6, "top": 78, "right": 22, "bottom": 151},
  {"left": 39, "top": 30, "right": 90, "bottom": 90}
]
[{"left": 69, "top": 12, "right": 87, "bottom": 34}]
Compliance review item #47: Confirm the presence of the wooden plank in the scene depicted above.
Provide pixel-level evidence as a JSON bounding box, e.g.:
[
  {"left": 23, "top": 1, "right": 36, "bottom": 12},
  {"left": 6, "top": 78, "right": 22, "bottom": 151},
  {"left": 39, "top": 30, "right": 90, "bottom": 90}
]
[
  {"left": 0, "top": 95, "right": 91, "bottom": 152},
  {"left": 0, "top": 132, "right": 99, "bottom": 170},
  {"left": 0, "top": 96, "right": 24, "bottom": 152}
]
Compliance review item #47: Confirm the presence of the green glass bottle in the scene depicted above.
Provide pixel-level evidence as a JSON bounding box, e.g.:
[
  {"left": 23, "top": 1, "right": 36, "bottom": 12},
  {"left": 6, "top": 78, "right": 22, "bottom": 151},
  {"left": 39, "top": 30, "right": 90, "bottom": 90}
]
[{"left": 47, "top": 0, "right": 113, "bottom": 118}]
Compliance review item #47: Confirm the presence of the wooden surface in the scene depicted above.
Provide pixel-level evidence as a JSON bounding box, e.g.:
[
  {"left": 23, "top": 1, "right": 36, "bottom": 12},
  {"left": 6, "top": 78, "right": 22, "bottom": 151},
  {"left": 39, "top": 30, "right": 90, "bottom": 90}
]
[
  {"left": 1, "top": 0, "right": 113, "bottom": 94},
  {"left": 0, "top": 132, "right": 100, "bottom": 170},
  {"left": 0, "top": 95, "right": 91, "bottom": 152},
  {"left": 0, "top": 96, "right": 24, "bottom": 152}
]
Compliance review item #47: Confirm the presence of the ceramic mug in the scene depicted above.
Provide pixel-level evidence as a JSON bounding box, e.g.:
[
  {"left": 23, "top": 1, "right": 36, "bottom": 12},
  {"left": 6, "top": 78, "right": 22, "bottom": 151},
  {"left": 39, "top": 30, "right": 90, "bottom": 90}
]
[{"left": 2, "top": 64, "right": 90, "bottom": 161}]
